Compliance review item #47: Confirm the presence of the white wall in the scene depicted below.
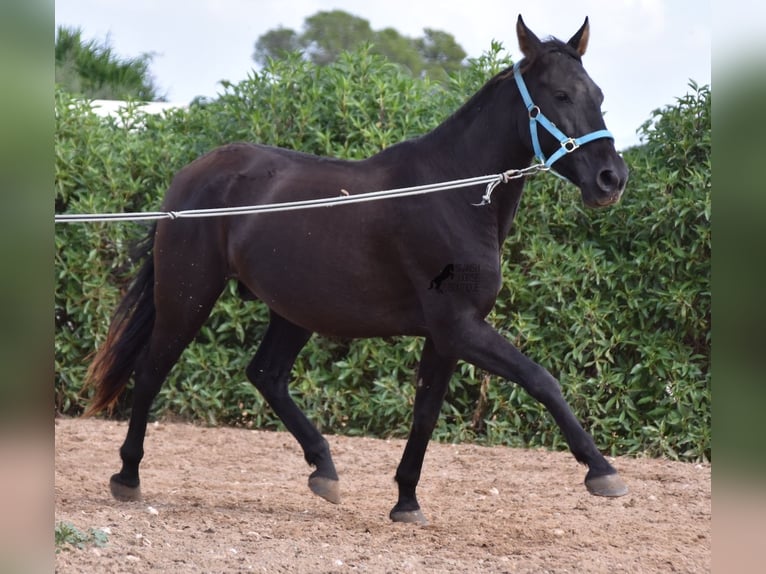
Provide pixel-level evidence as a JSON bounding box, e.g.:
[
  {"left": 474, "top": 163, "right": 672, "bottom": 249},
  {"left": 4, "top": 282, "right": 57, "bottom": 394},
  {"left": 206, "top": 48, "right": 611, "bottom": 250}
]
[{"left": 88, "top": 100, "right": 188, "bottom": 117}]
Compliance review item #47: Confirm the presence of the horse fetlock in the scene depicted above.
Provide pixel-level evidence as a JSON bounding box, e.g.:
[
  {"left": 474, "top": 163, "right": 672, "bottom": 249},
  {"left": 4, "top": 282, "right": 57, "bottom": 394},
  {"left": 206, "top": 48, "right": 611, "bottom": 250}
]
[
  {"left": 306, "top": 441, "right": 338, "bottom": 476},
  {"left": 306, "top": 438, "right": 340, "bottom": 504}
]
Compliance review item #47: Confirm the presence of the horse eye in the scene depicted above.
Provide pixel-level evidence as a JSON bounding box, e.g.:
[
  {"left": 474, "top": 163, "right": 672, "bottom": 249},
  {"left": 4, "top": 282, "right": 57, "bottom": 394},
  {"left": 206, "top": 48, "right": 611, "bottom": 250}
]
[{"left": 555, "top": 91, "right": 572, "bottom": 103}]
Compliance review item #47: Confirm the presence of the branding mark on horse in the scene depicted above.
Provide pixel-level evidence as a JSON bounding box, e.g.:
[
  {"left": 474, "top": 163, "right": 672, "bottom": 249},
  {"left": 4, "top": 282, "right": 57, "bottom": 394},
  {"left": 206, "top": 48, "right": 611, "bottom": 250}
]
[{"left": 428, "top": 263, "right": 480, "bottom": 294}]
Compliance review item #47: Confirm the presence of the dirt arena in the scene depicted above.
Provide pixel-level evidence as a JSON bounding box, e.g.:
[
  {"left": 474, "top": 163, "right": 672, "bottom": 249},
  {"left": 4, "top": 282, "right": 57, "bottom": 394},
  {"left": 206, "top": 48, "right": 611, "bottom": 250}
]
[{"left": 55, "top": 418, "right": 710, "bottom": 573}]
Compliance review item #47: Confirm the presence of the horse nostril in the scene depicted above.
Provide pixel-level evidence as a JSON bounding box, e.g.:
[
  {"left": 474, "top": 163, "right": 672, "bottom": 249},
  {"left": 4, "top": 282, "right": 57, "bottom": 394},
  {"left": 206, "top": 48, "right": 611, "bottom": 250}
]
[{"left": 597, "top": 169, "right": 620, "bottom": 193}]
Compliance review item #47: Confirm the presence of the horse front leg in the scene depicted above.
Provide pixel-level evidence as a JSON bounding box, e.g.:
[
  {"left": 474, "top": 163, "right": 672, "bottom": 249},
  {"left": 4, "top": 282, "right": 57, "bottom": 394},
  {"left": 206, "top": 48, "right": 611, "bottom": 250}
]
[
  {"left": 435, "top": 319, "right": 628, "bottom": 497},
  {"left": 390, "top": 338, "right": 457, "bottom": 525}
]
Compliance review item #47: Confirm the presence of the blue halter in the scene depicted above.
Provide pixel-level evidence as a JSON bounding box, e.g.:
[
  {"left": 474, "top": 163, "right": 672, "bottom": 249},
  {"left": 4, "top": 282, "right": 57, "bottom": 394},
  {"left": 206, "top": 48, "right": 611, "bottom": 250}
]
[{"left": 512, "top": 61, "right": 613, "bottom": 169}]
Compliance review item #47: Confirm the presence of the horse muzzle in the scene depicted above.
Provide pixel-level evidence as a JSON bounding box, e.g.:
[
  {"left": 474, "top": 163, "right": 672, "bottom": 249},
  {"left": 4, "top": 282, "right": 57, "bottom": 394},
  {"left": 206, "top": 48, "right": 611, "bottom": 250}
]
[{"left": 583, "top": 161, "right": 628, "bottom": 208}]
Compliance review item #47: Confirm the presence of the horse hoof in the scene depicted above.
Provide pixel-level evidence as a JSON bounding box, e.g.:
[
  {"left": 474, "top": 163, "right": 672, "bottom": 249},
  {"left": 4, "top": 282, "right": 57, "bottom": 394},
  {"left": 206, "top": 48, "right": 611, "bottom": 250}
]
[
  {"left": 585, "top": 472, "right": 628, "bottom": 497},
  {"left": 308, "top": 475, "right": 341, "bottom": 504},
  {"left": 109, "top": 475, "right": 141, "bottom": 501},
  {"left": 389, "top": 509, "right": 428, "bottom": 525}
]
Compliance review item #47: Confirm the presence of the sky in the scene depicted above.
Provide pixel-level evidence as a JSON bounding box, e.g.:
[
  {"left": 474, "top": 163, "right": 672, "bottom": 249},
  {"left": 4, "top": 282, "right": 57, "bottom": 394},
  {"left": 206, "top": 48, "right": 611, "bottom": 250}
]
[{"left": 55, "top": 0, "right": 715, "bottom": 149}]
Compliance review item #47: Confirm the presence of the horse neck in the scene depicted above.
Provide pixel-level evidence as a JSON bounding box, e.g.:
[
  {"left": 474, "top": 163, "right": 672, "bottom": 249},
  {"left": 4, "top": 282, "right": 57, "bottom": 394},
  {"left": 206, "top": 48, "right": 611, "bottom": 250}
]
[
  {"left": 421, "top": 78, "right": 534, "bottom": 178},
  {"left": 414, "top": 79, "right": 534, "bottom": 243}
]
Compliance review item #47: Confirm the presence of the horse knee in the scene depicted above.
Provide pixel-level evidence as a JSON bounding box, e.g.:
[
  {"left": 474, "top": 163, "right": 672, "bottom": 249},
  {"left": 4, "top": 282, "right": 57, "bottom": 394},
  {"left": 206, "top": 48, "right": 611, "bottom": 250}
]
[{"left": 523, "top": 364, "right": 564, "bottom": 403}]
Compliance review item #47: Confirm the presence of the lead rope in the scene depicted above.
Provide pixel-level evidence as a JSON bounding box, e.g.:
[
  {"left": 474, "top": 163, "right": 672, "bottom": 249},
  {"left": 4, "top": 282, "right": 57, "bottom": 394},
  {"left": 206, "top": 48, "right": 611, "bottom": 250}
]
[{"left": 55, "top": 168, "right": 547, "bottom": 223}]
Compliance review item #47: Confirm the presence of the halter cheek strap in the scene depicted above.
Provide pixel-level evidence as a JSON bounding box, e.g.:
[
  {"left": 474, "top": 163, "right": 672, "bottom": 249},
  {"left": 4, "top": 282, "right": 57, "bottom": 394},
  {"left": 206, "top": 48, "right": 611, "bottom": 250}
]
[{"left": 513, "top": 61, "right": 613, "bottom": 169}]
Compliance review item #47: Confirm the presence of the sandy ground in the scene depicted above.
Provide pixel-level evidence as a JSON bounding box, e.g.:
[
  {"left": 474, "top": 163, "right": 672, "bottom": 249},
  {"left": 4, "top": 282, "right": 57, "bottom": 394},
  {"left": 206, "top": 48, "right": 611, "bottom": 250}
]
[{"left": 55, "top": 418, "right": 710, "bottom": 573}]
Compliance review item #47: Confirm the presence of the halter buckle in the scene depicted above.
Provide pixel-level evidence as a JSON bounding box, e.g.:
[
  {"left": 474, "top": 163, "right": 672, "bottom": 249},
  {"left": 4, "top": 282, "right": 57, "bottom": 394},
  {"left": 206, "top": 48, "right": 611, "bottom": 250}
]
[
  {"left": 562, "top": 138, "right": 579, "bottom": 153},
  {"left": 528, "top": 106, "right": 541, "bottom": 120}
]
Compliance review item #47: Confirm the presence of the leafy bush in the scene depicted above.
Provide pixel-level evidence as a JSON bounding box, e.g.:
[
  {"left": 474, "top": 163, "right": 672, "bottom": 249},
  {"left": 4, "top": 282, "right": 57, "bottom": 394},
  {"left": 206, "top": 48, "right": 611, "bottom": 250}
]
[{"left": 55, "top": 47, "right": 710, "bottom": 461}]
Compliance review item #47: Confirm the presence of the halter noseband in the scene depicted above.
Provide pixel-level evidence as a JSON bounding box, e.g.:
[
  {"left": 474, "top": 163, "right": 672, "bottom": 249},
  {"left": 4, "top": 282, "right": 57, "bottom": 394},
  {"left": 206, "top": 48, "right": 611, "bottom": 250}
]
[{"left": 512, "top": 61, "right": 613, "bottom": 169}]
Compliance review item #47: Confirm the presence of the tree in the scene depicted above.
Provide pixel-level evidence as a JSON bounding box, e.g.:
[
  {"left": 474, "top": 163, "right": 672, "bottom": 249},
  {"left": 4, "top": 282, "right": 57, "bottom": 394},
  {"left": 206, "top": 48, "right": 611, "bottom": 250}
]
[
  {"left": 416, "top": 28, "right": 467, "bottom": 82},
  {"left": 371, "top": 28, "right": 423, "bottom": 77},
  {"left": 252, "top": 10, "right": 466, "bottom": 81},
  {"left": 55, "top": 26, "right": 164, "bottom": 101},
  {"left": 302, "top": 10, "right": 374, "bottom": 66},
  {"left": 252, "top": 27, "right": 301, "bottom": 67}
]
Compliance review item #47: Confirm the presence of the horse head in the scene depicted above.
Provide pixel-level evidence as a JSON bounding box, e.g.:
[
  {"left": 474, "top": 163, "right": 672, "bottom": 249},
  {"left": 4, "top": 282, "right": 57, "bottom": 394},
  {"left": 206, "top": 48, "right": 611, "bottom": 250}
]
[{"left": 514, "top": 15, "right": 628, "bottom": 208}]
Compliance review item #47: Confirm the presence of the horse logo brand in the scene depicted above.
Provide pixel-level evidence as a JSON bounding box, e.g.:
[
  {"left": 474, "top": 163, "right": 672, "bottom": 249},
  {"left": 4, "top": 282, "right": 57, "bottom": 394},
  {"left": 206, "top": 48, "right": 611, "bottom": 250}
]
[
  {"left": 428, "top": 263, "right": 480, "bottom": 293},
  {"left": 428, "top": 264, "right": 454, "bottom": 292}
]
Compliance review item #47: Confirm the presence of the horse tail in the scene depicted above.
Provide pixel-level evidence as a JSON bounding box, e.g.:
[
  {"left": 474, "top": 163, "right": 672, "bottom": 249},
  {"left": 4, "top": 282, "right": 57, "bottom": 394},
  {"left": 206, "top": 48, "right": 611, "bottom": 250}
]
[{"left": 83, "top": 225, "right": 157, "bottom": 416}]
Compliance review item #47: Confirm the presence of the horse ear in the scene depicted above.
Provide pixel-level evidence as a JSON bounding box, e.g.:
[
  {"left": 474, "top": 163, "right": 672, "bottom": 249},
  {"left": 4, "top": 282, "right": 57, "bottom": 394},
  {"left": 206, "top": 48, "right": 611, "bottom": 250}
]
[
  {"left": 516, "top": 15, "right": 542, "bottom": 59},
  {"left": 567, "top": 17, "right": 590, "bottom": 56}
]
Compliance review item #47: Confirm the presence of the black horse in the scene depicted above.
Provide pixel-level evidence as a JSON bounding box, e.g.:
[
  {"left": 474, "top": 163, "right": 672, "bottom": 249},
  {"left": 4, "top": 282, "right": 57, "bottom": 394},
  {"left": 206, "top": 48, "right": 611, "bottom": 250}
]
[{"left": 84, "top": 16, "right": 629, "bottom": 524}]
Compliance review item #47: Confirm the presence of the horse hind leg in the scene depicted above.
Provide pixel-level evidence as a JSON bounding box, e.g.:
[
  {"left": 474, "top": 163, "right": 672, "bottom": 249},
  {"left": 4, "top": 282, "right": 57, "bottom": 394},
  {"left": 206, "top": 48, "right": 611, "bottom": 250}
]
[
  {"left": 110, "top": 236, "right": 227, "bottom": 501},
  {"left": 245, "top": 312, "right": 340, "bottom": 504}
]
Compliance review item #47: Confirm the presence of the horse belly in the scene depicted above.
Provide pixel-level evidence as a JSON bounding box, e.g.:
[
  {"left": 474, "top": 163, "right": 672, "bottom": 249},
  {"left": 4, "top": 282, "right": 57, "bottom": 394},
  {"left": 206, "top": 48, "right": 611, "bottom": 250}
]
[
  {"left": 230, "top": 223, "right": 426, "bottom": 338},
  {"left": 254, "top": 272, "right": 425, "bottom": 338}
]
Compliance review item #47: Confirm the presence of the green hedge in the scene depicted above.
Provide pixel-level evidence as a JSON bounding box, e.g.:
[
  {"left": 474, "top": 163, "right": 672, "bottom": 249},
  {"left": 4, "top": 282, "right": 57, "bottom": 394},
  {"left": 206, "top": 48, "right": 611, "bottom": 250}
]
[{"left": 54, "top": 47, "right": 710, "bottom": 461}]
